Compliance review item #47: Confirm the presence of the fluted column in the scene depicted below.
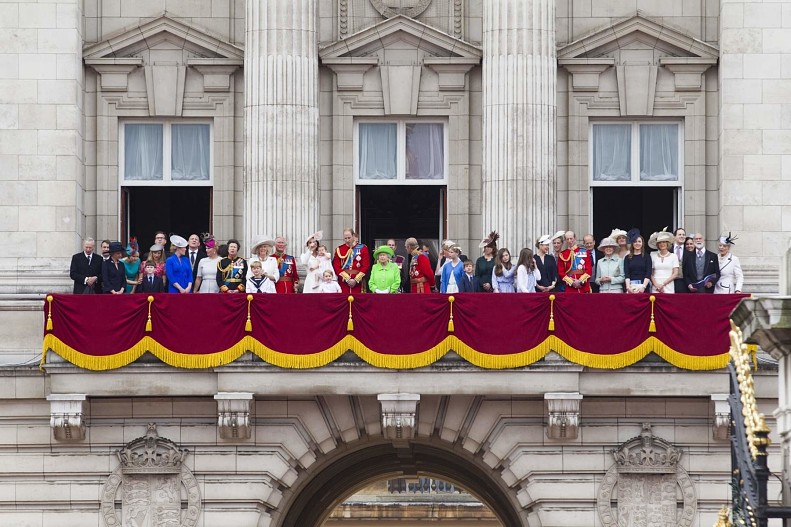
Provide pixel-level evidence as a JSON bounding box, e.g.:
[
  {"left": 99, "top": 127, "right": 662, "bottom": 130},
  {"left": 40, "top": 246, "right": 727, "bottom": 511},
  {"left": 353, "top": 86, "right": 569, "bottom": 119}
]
[
  {"left": 244, "top": 1, "right": 319, "bottom": 250},
  {"left": 482, "top": 0, "right": 556, "bottom": 250}
]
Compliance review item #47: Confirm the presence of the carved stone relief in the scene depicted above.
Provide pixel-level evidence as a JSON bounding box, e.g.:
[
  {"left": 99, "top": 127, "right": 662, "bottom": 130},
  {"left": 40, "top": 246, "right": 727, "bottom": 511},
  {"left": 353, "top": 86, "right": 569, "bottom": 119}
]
[
  {"left": 597, "top": 423, "right": 696, "bottom": 527},
  {"left": 370, "top": 0, "right": 433, "bottom": 18},
  {"left": 101, "top": 424, "right": 201, "bottom": 527}
]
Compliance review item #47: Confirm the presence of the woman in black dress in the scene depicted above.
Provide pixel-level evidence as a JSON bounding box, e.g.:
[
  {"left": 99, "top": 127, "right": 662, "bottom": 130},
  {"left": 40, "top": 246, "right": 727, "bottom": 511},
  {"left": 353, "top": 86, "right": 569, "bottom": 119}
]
[
  {"left": 624, "top": 234, "right": 652, "bottom": 294},
  {"left": 102, "top": 242, "right": 128, "bottom": 294},
  {"left": 475, "top": 231, "right": 498, "bottom": 292},
  {"left": 533, "top": 235, "right": 558, "bottom": 292}
]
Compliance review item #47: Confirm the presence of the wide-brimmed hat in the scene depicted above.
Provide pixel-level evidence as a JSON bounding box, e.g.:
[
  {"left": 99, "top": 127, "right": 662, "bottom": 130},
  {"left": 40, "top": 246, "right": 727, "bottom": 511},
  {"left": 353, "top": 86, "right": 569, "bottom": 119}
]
[
  {"left": 170, "top": 235, "right": 188, "bottom": 248},
  {"left": 648, "top": 228, "right": 674, "bottom": 250},
  {"left": 537, "top": 234, "right": 551, "bottom": 245},
  {"left": 598, "top": 237, "right": 618, "bottom": 250},
  {"left": 250, "top": 234, "right": 275, "bottom": 255},
  {"left": 610, "top": 228, "right": 627, "bottom": 240},
  {"left": 626, "top": 228, "right": 641, "bottom": 245},
  {"left": 108, "top": 241, "right": 127, "bottom": 256},
  {"left": 373, "top": 245, "right": 395, "bottom": 259},
  {"left": 552, "top": 230, "right": 566, "bottom": 241},
  {"left": 150, "top": 243, "right": 164, "bottom": 252},
  {"left": 305, "top": 230, "right": 323, "bottom": 246},
  {"left": 478, "top": 230, "right": 499, "bottom": 248}
]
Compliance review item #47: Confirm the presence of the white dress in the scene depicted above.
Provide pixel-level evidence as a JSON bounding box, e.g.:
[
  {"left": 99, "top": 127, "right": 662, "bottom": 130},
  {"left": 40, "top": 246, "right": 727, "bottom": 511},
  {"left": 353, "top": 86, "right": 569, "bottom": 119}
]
[
  {"left": 715, "top": 253, "right": 744, "bottom": 294},
  {"left": 197, "top": 256, "right": 221, "bottom": 293},
  {"left": 650, "top": 252, "right": 679, "bottom": 294},
  {"left": 300, "top": 251, "right": 321, "bottom": 293}
]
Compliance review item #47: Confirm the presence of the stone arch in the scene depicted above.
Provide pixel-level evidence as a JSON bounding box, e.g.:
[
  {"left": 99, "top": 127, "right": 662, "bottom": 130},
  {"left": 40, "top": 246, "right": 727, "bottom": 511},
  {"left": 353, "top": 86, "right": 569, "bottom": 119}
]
[{"left": 273, "top": 438, "right": 529, "bottom": 527}]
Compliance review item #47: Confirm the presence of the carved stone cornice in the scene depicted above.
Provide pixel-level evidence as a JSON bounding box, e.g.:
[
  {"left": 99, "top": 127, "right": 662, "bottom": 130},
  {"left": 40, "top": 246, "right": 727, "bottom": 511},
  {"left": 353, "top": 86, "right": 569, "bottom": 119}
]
[
  {"left": 215, "top": 392, "right": 254, "bottom": 439},
  {"left": 378, "top": 393, "right": 420, "bottom": 441},
  {"left": 659, "top": 57, "right": 717, "bottom": 92},
  {"left": 424, "top": 57, "right": 479, "bottom": 91},
  {"left": 188, "top": 59, "right": 242, "bottom": 92},
  {"left": 322, "top": 57, "right": 378, "bottom": 91},
  {"left": 558, "top": 58, "right": 614, "bottom": 92},
  {"left": 47, "top": 393, "right": 86, "bottom": 441},
  {"left": 544, "top": 392, "right": 582, "bottom": 439},
  {"left": 84, "top": 58, "right": 142, "bottom": 92}
]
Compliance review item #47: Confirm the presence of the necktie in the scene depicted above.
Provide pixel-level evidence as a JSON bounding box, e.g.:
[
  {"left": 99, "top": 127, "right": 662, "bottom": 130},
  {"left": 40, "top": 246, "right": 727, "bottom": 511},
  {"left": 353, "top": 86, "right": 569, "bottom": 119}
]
[
  {"left": 149, "top": 277, "right": 153, "bottom": 285},
  {"left": 87, "top": 255, "right": 91, "bottom": 265},
  {"left": 190, "top": 252, "right": 196, "bottom": 266}
]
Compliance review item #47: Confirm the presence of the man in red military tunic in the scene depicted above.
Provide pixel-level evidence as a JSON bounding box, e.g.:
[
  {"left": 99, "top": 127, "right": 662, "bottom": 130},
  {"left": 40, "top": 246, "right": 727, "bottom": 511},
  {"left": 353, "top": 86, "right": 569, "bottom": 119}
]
[
  {"left": 557, "top": 230, "right": 592, "bottom": 294},
  {"left": 405, "top": 237, "right": 434, "bottom": 293},
  {"left": 273, "top": 236, "right": 299, "bottom": 293},
  {"left": 332, "top": 228, "right": 370, "bottom": 294}
]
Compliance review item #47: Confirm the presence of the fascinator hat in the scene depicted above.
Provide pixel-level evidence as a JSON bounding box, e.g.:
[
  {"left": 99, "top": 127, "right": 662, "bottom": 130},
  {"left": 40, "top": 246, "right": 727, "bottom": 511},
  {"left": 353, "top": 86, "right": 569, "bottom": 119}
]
[
  {"left": 478, "top": 231, "right": 500, "bottom": 248},
  {"left": 626, "top": 228, "right": 641, "bottom": 245},
  {"left": 719, "top": 232, "right": 738, "bottom": 245}
]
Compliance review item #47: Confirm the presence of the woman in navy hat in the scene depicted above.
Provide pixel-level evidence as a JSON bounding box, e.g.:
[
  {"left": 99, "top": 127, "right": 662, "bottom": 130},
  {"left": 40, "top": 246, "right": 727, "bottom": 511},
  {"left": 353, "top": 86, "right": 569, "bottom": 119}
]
[
  {"left": 165, "top": 235, "right": 193, "bottom": 293},
  {"left": 623, "top": 230, "right": 652, "bottom": 294},
  {"left": 102, "top": 241, "right": 128, "bottom": 294}
]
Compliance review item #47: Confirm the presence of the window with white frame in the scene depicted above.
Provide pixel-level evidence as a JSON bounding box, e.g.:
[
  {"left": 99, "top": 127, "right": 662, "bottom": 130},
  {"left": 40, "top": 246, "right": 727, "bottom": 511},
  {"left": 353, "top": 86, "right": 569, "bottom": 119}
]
[
  {"left": 590, "top": 122, "right": 682, "bottom": 185},
  {"left": 355, "top": 121, "right": 447, "bottom": 184},
  {"left": 120, "top": 121, "right": 212, "bottom": 185}
]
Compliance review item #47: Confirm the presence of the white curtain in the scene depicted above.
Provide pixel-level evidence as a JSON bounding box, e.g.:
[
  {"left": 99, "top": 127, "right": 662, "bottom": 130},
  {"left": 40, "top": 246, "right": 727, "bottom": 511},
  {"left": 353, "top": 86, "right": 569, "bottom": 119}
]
[
  {"left": 359, "top": 123, "right": 397, "bottom": 180},
  {"left": 124, "top": 124, "right": 163, "bottom": 181},
  {"left": 172, "top": 124, "right": 210, "bottom": 181},
  {"left": 406, "top": 123, "right": 444, "bottom": 180},
  {"left": 640, "top": 124, "right": 678, "bottom": 181},
  {"left": 592, "top": 124, "right": 631, "bottom": 182}
]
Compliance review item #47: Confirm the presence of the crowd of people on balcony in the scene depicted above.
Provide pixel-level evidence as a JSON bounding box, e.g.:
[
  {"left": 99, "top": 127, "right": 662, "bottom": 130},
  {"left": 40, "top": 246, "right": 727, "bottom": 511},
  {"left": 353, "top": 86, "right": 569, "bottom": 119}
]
[{"left": 69, "top": 225, "right": 744, "bottom": 296}]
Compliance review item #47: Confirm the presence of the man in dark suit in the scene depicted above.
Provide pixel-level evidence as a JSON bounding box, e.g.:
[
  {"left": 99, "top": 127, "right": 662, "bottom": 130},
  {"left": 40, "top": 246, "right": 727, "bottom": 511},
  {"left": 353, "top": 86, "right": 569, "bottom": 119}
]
[
  {"left": 683, "top": 232, "right": 720, "bottom": 293},
  {"left": 69, "top": 238, "right": 104, "bottom": 294},
  {"left": 582, "top": 234, "right": 599, "bottom": 293},
  {"left": 187, "top": 233, "right": 207, "bottom": 288},
  {"left": 672, "top": 228, "right": 688, "bottom": 293}
]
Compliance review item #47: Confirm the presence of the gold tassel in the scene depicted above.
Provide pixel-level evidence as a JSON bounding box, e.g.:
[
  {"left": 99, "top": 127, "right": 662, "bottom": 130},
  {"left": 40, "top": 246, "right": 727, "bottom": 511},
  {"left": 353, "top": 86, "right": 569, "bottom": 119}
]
[
  {"left": 245, "top": 294, "right": 253, "bottom": 332},
  {"left": 347, "top": 295, "right": 354, "bottom": 331},
  {"left": 447, "top": 296, "right": 455, "bottom": 332},
  {"left": 45, "top": 295, "right": 53, "bottom": 331},
  {"left": 548, "top": 294, "right": 555, "bottom": 331},
  {"left": 648, "top": 295, "right": 656, "bottom": 333},
  {"left": 145, "top": 295, "right": 154, "bottom": 332}
]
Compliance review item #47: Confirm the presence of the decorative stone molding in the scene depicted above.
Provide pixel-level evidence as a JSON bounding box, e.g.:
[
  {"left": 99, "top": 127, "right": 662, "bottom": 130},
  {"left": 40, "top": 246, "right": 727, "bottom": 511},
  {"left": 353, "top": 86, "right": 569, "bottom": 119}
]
[
  {"left": 424, "top": 58, "right": 479, "bottom": 91},
  {"left": 370, "top": 0, "right": 433, "bottom": 19},
  {"left": 597, "top": 424, "right": 696, "bottom": 527},
  {"left": 189, "top": 59, "right": 243, "bottom": 92},
  {"left": 101, "top": 424, "right": 201, "bottom": 527},
  {"left": 215, "top": 392, "right": 254, "bottom": 439},
  {"left": 660, "top": 57, "right": 717, "bottom": 92},
  {"left": 453, "top": 0, "right": 463, "bottom": 38},
  {"left": 378, "top": 393, "right": 420, "bottom": 441},
  {"left": 323, "top": 58, "right": 378, "bottom": 91},
  {"left": 711, "top": 393, "right": 731, "bottom": 441},
  {"left": 47, "top": 394, "right": 87, "bottom": 441},
  {"left": 558, "top": 59, "right": 614, "bottom": 92},
  {"left": 544, "top": 392, "right": 582, "bottom": 439},
  {"left": 84, "top": 59, "right": 142, "bottom": 92}
]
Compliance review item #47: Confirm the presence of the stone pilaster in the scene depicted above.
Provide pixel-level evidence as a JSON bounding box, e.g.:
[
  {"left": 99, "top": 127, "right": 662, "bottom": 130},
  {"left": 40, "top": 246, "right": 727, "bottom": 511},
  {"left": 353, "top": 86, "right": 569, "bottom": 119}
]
[
  {"left": 481, "top": 0, "right": 556, "bottom": 251},
  {"left": 244, "top": 1, "right": 319, "bottom": 251}
]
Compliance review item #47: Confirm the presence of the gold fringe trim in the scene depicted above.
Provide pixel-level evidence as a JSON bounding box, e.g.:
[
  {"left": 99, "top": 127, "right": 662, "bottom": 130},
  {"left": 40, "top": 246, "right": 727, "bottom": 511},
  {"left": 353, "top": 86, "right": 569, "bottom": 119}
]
[{"left": 41, "top": 333, "right": 731, "bottom": 371}]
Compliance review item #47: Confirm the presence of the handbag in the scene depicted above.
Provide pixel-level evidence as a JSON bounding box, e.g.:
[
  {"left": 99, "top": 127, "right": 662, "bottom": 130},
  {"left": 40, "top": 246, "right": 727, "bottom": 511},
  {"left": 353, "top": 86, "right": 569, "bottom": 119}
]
[{"left": 82, "top": 284, "right": 95, "bottom": 294}]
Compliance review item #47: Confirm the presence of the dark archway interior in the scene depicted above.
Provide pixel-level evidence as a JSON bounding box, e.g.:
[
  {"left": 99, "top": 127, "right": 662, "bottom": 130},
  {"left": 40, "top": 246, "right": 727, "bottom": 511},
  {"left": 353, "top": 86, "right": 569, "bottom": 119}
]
[{"left": 278, "top": 442, "right": 525, "bottom": 527}]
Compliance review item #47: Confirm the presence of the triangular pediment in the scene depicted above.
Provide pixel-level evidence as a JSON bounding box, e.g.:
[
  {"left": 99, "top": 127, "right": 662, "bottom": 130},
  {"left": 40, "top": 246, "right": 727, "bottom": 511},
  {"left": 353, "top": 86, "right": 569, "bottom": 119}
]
[
  {"left": 558, "top": 13, "right": 718, "bottom": 61},
  {"left": 319, "top": 15, "right": 482, "bottom": 60},
  {"left": 83, "top": 15, "right": 243, "bottom": 61}
]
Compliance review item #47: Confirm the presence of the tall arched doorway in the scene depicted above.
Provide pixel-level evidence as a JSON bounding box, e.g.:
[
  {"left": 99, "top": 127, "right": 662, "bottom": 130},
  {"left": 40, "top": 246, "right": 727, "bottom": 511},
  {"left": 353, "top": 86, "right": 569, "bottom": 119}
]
[{"left": 274, "top": 440, "right": 528, "bottom": 527}]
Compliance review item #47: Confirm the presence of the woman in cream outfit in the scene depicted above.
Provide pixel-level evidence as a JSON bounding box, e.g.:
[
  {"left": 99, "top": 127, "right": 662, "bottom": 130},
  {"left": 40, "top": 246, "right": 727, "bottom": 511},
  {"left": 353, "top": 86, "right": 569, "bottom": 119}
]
[{"left": 715, "top": 233, "right": 743, "bottom": 294}]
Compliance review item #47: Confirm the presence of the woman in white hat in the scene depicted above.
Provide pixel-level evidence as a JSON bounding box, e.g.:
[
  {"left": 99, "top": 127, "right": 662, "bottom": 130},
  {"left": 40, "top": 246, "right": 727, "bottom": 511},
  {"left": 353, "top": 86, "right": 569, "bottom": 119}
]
[
  {"left": 550, "top": 231, "right": 566, "bottom": 291},
  {"left": 247, "top": 235, "right": 280, "bottom": 285},
  {"left": 649, "top": 229, "right": 679, "bottom": 294},
  {"left": 300, "top": 231, "right": 323, "bottom": 293},
  {"left": 534, "top": 235, "right": 558, "bottom": 293},
  {"left": 165, "top": 235, "right": 193, "bottom": 294},
  {"left": 594, "top": 238, "right": 624, "bottom": 293},
  {"left": 610, "top": 228, "right": 629, "bottom": 259},
  {"left": 715, "top": 233, "right": 743, "bottom": 294}
]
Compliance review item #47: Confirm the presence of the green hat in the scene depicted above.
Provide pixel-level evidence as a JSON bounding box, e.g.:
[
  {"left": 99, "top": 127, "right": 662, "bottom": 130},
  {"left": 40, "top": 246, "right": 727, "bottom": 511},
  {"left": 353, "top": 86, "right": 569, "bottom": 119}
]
[{"left": 373, "top": 245, "right": 394, "bottom": 259}]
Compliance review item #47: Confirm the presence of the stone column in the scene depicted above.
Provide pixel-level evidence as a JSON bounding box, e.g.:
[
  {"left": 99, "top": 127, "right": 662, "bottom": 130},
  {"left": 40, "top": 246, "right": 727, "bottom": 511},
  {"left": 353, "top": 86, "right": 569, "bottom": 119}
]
[
  {"left": 481, "top": 0, "right": 556, "bottom": 251},
  {"left": 244, "top": 1, "right": 319, "bottom": 251}
]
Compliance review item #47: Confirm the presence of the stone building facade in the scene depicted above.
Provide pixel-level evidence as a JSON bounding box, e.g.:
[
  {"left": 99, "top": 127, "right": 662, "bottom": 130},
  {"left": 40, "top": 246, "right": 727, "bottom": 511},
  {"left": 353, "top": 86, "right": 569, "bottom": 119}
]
[{"left": 0, "top": 0, "right": 789, "bottom": 526}]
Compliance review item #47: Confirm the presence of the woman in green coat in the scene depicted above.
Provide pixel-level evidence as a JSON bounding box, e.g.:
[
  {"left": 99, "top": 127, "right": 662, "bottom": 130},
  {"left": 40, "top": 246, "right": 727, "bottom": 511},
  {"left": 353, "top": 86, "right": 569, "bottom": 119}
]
[{"left": 369, "top": 246, "right": 401, "bottom": 294}]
